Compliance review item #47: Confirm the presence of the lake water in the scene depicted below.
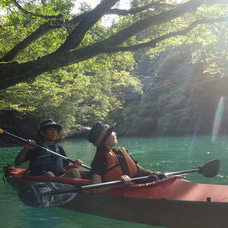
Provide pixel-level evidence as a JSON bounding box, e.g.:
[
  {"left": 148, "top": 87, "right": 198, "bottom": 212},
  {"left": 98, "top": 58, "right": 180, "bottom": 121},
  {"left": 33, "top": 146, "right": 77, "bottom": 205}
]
[{"left": 1, "top": 136, "right": 228, "bottom": 228}]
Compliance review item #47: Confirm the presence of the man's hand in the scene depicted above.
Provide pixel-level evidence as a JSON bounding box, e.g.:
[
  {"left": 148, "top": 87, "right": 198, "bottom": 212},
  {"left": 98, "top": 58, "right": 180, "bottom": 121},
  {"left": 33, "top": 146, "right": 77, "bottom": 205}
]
[
  {"left": 24, "top": 139, "right": 37, "bottom": 150},
  {"left": 73, "top": 159, "right": 83, "bottom": 168}
]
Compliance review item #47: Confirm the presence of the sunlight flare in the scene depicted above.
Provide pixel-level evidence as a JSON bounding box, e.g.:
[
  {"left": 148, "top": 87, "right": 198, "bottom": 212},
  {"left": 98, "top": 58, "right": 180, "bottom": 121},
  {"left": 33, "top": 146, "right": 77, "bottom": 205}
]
[{"left": 212, "top": 96, "right": 225, "bottom": 142}]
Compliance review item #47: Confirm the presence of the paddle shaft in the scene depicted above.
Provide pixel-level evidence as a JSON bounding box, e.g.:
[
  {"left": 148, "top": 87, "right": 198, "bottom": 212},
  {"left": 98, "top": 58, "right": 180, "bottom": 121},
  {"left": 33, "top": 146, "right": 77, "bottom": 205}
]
[
  {"left": 2, "top": 129, "right": 91, "bottom": 170},
  {"left": 48, "top": 168, "right": 205, "bottom": 195},
  {"left": 165, "top": 169, "right": 199, "bottom": 176},
  {"left": 81, "top": 168, "right": 203, "bottom": 191},
  {"left": 46, "top": 175, "right": 154, "bottom": 195},
  {"left": 82, "top": 175, "right": 152, "bottom": 190},
  {"left": 54, "top": 159, "right": 219, "bottom": 194}
]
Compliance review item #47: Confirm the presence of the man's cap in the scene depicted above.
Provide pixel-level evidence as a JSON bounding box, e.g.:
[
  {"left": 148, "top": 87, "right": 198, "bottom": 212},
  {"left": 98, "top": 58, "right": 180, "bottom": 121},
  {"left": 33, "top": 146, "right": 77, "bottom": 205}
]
[
  {"left": 88, "top": 122, "right": 115, "bottom": 147},
  {"left": 39, "top": 119, "right": 62, "bottom": 132}
]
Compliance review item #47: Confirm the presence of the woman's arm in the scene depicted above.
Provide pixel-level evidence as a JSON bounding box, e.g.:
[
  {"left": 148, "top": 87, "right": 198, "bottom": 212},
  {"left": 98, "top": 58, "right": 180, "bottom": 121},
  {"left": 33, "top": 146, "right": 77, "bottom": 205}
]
[
  {"left": 137, "top": 165, "right": 164, "bottom": 176},
  {"left": 85, "top": 173, "right": 108, "bottom": 193},
  {"left": 86, "top": 173, "right": 132, "bottom": 193},
  {"left": 90, "top": 173, "right": 102, "bottom": 184}
]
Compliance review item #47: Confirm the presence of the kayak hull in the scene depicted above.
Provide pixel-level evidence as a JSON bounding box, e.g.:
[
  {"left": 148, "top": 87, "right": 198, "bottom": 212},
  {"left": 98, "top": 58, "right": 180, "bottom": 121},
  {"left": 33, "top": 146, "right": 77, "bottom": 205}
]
[
  {"left": 3, "top": 166, "right": 228, "bottom": 227},
  {"left": 62, "top": 192, "right": 228, "bottom": 228}
]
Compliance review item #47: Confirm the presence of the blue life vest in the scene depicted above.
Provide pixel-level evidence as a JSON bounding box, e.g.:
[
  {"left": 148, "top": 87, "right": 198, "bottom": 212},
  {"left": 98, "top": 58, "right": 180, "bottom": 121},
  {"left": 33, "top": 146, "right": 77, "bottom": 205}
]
[{"left": 30, "top": 144, "right": 64, "bottom": 176}]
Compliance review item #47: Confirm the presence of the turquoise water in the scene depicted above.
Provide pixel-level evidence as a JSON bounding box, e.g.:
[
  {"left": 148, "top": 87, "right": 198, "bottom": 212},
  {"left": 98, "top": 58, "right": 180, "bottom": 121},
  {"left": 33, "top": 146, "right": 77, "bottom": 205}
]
[{"left": 1, "top": 136, "right": 228, "bottom": 228}]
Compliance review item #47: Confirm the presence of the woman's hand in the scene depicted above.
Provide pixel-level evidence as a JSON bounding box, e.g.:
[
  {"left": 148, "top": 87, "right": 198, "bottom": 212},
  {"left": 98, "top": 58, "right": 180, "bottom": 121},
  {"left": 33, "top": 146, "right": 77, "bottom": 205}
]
[
  {"left": 121, "top": 175, "right": 132, "bottom": 185},
  {"left": 150, "top": 172, "right": 167, "bottom": 179}
]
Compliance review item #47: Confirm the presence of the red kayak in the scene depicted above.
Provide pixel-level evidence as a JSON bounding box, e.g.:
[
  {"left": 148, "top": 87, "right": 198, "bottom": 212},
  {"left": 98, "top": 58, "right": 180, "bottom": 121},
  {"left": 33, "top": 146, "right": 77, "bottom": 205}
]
[{"left": 3, "top": 165, "right": 228, "bottom": 228}]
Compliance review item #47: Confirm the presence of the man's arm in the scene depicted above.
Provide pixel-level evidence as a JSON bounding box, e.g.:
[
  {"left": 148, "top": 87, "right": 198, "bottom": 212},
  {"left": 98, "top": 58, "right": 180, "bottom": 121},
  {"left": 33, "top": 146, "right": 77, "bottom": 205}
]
[
  {"left": 14, "top": 140, "right": 36, "bottom": 166},
  {"left": 14, "top": 148, "right": 29, "bottom": 166}
]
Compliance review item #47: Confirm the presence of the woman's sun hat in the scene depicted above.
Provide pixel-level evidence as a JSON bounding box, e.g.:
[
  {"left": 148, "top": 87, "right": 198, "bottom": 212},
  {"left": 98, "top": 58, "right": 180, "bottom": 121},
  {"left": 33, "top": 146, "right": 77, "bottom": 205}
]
[{"left": 88, "top": 122, "right": 116, "bottom": 147}]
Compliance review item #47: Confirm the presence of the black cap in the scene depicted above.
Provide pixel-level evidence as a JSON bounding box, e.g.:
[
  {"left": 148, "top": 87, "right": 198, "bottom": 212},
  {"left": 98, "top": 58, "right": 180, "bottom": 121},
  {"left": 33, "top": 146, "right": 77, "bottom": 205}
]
[
  {"left": 39, "top": 119, "right": 62, "bottom": 132},
  {"left": 88, "top": 122, "right": 115, "bottom": 147}
]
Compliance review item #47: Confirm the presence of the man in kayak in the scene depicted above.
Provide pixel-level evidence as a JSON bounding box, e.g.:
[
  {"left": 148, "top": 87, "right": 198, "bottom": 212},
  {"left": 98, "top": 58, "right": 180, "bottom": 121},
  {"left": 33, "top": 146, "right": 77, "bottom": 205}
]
[
  {"left": 14, "top": 119, "right": 82, "bottom": 178},
  {"left": 87, "top": 123, "right": 166, "bottom": 188}
]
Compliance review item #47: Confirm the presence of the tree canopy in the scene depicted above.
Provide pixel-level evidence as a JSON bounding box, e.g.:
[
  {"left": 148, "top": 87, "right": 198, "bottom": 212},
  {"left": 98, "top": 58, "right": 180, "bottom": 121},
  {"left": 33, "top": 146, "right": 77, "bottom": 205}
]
[{"left": 1, "top": 0, "right": 228, "bottom": 89}]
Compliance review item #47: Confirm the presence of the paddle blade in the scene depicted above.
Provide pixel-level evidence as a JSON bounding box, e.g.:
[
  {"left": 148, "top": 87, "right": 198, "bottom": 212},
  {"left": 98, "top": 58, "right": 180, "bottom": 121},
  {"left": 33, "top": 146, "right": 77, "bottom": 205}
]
[
  {"left": 200, "top": 159, "right": 220, "bottom": 177},
  {"left": 0, "top": 128, "right": 5, "bottom": 134},
  {"left": 18, "top": 182, "right": 77, "bottom": 208}
]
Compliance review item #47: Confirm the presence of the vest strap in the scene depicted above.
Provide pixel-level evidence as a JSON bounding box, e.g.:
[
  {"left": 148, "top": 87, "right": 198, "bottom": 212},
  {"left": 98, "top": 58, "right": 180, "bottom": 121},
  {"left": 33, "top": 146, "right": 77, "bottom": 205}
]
[
  {"left": 43, "top": 143, "right": 59, "bottom": 153},
  {"left": 113, "top": 150, "right": 129, "bottom": 175},
  {"left": 105, "top": 162, "right": 120, "bottom": 173},
  {"left": 37, "top": 143, "right": 60, "bottom": 160}
]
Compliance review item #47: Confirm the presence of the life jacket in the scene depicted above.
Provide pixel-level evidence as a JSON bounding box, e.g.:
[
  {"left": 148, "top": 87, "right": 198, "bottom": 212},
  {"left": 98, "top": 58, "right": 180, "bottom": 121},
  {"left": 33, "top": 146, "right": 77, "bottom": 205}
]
[
  {"left": 103, "top": 147, "right": 138, "bottom": 181},
  {"left": 30, "top": 144, "right": 64, "bottom": 176}
]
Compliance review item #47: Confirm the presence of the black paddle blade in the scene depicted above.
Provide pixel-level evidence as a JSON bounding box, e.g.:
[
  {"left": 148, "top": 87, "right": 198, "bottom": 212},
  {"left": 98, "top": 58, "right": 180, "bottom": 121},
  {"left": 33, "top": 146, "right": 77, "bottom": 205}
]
[
  {"left": 199, "top": 159, "right": 220, "bottom": 177},
  {"left": 18, "top": 182, "right": 77, "bottom": 208}
]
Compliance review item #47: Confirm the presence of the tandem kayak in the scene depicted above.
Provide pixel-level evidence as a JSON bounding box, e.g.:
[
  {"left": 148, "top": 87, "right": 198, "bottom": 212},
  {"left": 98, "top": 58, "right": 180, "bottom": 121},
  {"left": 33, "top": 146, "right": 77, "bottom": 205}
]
[{"left": 3, "top": 165, "right": 228, "bottom": 228}]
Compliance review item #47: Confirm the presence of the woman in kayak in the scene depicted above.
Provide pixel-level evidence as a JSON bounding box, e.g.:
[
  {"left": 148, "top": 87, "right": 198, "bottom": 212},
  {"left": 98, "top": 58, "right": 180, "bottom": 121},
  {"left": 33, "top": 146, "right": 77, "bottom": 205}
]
[
  {"left": 14, "top": 119, "right": 82, "bottom": 178},
  {"left": 88, "top": 123, "right": 166, "bottom": 189}
]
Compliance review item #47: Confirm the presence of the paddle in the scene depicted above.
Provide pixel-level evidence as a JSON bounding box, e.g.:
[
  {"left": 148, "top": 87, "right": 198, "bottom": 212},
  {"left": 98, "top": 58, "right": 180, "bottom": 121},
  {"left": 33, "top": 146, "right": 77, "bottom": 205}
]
[
  {"left": 0, "top": 128, "right": 91, "bottom": 170},
  {"left": 18, "top": 182, "right": 78, "bottom": 208},
  {"left": 46, "top": 159, "right": 220, "bottom": 194},
  {"left": 18, "top": 175, "right": 159, "bottom": 207},
  {"left": 164, "top": 159, "right": 220, "bottom": 177},
  {"left": 18, "top": 159, "right": 220, "bottom": 208}
]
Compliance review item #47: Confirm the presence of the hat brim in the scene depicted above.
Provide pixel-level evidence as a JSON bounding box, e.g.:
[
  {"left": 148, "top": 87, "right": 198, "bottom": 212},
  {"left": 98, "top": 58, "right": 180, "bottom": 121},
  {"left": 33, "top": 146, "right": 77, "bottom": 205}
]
[{"left": 40, "top": 124, "right": 62, "bottom": 132}]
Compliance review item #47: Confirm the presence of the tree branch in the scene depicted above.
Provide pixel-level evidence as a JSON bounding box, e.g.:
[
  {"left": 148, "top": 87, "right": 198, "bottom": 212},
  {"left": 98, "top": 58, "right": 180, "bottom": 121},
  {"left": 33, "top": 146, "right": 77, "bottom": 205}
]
[
  {"left": 0, "top": 12, "right": 88, "bottom": 61},
  {"left": 101, "top": 16, "right": 228, "bottom": 53},
  {"left": 0, "top": 45, "right": 102, "bottom": 89},
  {"left": 108, "top": 1, "right": 157, "bottom": 15},
  {"left": 56, "top": 0, "right": 119, "bottom": 52},
  {"left": 0, "top": 21, "right": 63, "bottom": 62},
  {"left": 107, "top": 2, "right": 175, "bottom": 15},
  {"left": 13, "top": 0, "right": 61, "bottom": 19},
  {"left": 100, "top": 0, "right": 209, "bottom": 47},
  {"left": 0, "top": 0, "right": 198, "bottom": 61}
]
